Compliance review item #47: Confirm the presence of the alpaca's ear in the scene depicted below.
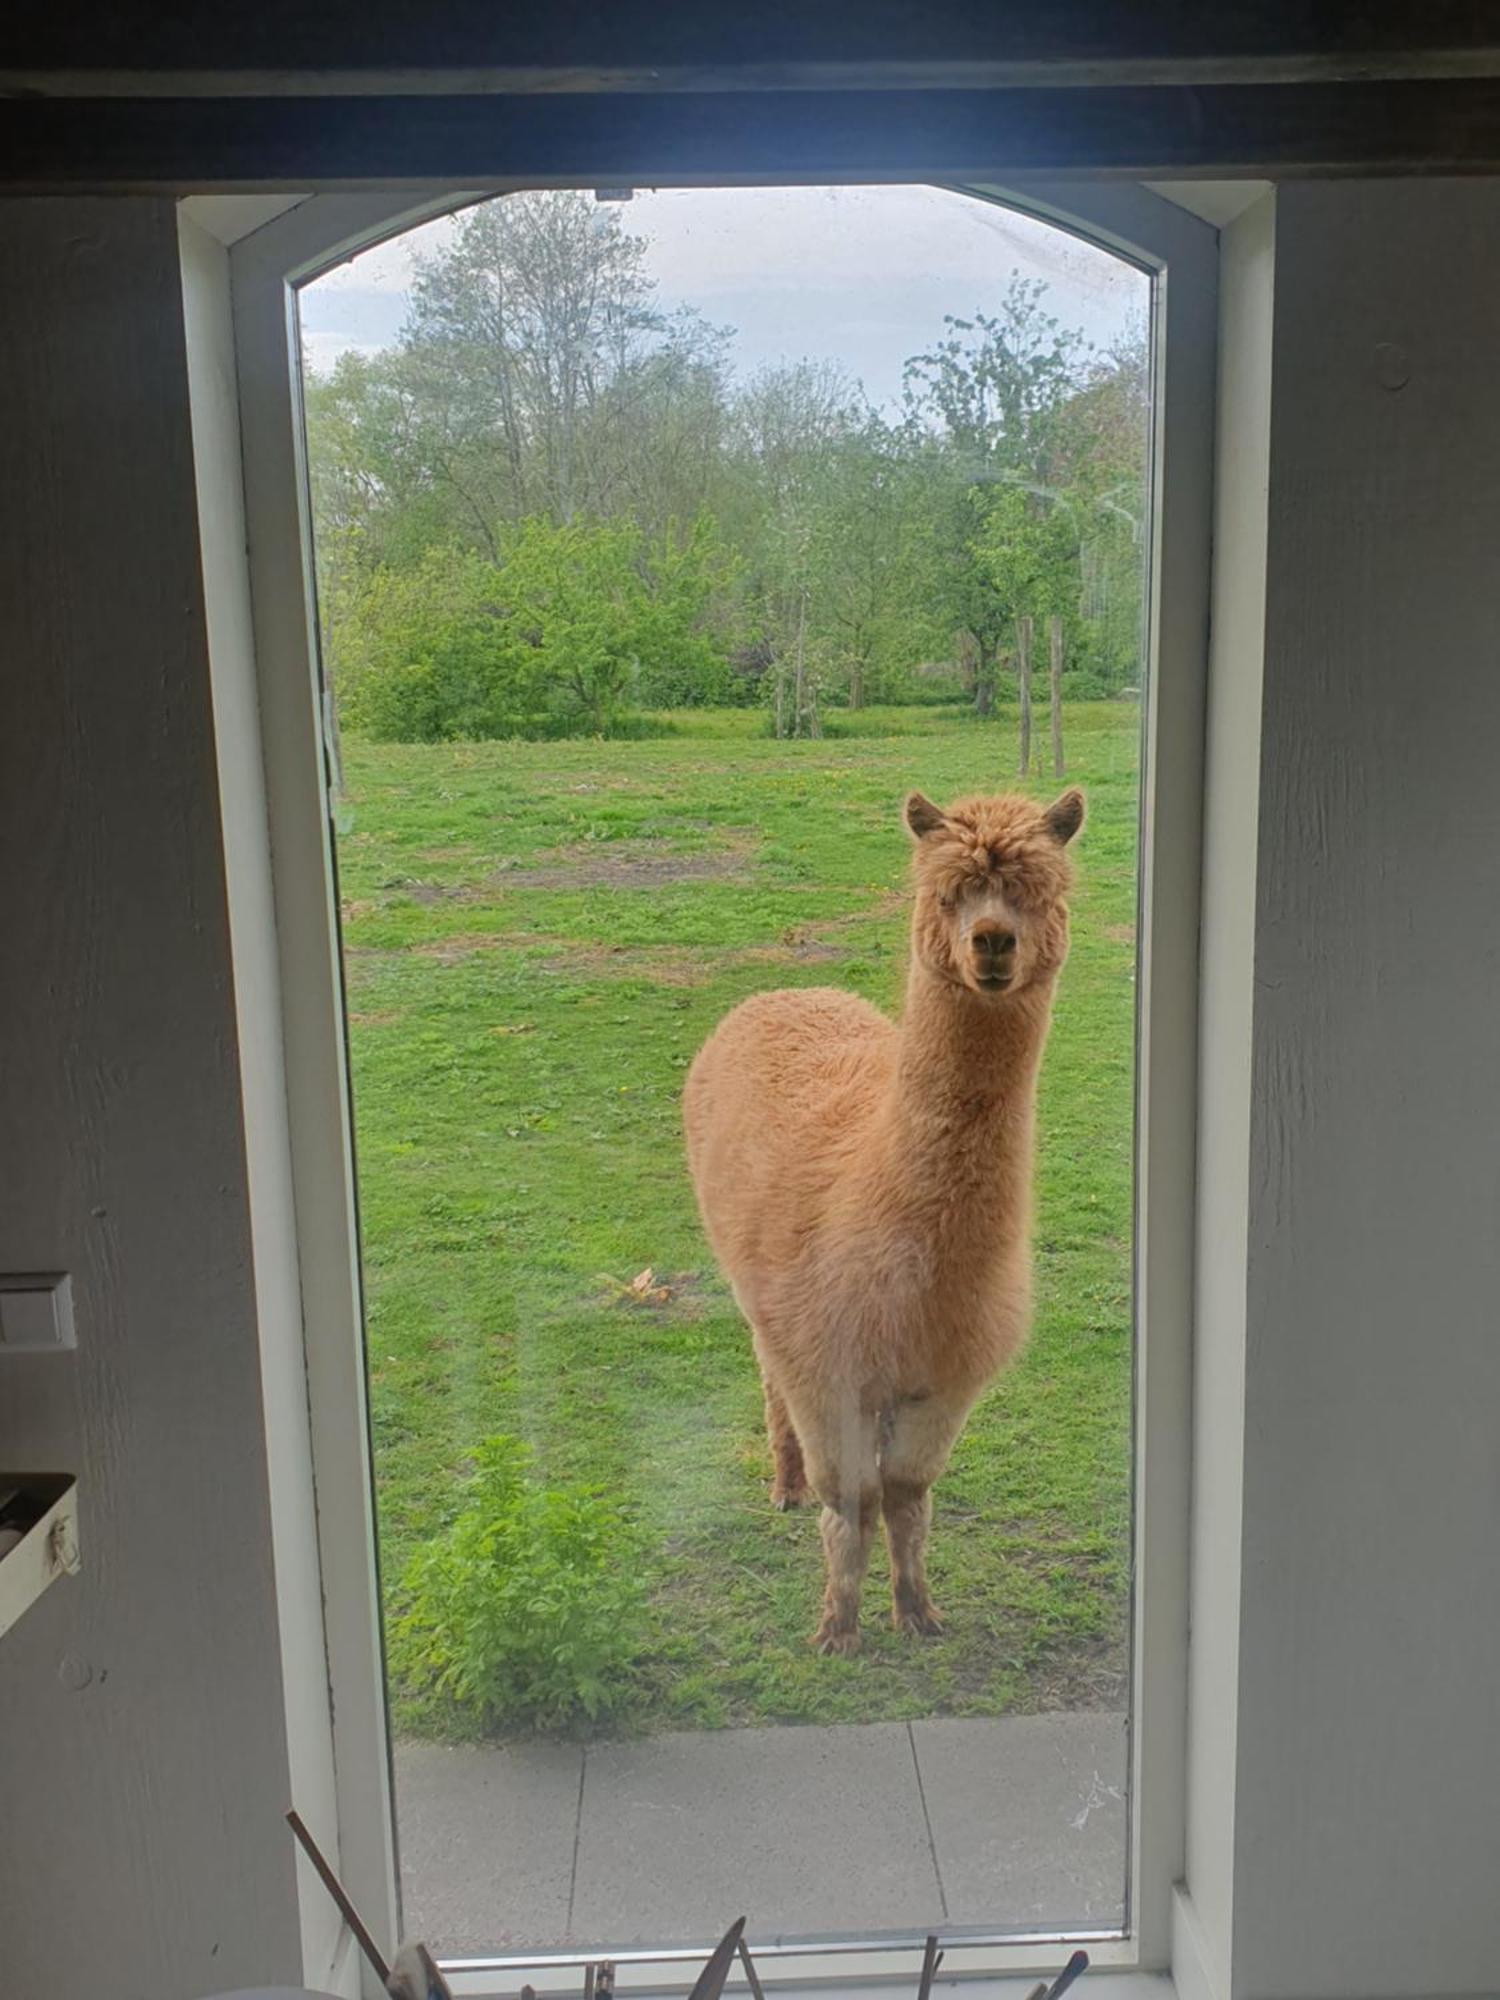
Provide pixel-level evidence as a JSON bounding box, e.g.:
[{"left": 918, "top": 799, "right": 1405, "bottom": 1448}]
[
  {"left": 1044, "top": 788, "right": 1086, "bottom": 845},
  {"left": 904, "top": 792, "right": 948, "bottom": 840}
]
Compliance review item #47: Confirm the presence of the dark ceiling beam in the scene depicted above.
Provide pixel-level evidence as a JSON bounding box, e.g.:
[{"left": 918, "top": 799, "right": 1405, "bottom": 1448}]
[
  {"left": 5, "top": 2, "right": 1500, "bottom": 95},
  {"left": 6, "top": 80, "right": 1500, "bottom": 192}
]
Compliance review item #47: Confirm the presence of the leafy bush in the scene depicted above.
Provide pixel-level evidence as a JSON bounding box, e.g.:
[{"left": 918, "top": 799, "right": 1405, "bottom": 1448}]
[
  {"left": 390, "top": 1437, "right": 645, "bottom": 1734},
  {"left": 626, "top": 516, "right": 740, "bottom": 710},
  {"left": 333, "top": 545, "right": 554, "bottom": 742},
  {"left": 332, "top": 514, "right": 738, "bottom": 742},
  {"left": 1059, "top": 668, "right": 1114, "bottom": 701}
]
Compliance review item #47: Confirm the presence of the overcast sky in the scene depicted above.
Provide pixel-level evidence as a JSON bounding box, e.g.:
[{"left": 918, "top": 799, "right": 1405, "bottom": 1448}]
[{"left": 298, "top": 184, "right": 1147, "bottom": 412}]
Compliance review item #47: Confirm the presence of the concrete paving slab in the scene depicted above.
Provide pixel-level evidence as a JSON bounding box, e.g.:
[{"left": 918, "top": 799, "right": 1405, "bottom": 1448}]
[
  {"left": 910, "top": 1713, "right": 1126, "bottom": 1929},
  {"left": 395, "top": 1713, "right": 1128, "bottom": 1959},
  {"left": 395, "top": 1739, "right": 582, "bottom": 1953},
  {"left": 570, "top": 1722, "right": 943, "bottom": 1947}
]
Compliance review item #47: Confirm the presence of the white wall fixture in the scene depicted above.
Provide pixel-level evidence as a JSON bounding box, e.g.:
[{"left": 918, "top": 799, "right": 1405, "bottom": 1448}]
[
  {"left": 0, "top": 1273, "right": 76, "bottom": 1351},
  {"left": 0, "top": 1474, "right": 80, "bottom": 1641}
]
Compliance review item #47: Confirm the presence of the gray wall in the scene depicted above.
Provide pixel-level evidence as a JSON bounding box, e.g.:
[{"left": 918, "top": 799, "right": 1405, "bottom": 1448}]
[
  {"left": 1227, "top": 182, "right": 1500, "bottom": 2000},
  {"left": 0, "top": 199, "right": 301, "bottom": 1997}
]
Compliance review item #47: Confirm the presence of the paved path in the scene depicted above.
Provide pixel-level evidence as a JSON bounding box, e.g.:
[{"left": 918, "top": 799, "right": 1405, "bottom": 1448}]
[{"left": 396, "top": 1712, "right": 1125, "bottom": 1958}]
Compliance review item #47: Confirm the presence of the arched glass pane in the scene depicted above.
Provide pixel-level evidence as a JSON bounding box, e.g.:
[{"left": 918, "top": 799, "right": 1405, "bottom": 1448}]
[{"left": 298, "top": 181, "right": 1150, "bottom": 1964}]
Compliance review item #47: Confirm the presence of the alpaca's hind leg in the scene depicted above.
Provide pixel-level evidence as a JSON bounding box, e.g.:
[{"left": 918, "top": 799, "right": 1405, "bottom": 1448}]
[
  {"left": 881, "top": 1394, "right": 969, "bottom": 1637},
  {"left": 764, "top": 1381, "right": 809, "bottom": 1510},
  {"left": 797, "top": 1399, "right": 881, "bottom": 1656}
]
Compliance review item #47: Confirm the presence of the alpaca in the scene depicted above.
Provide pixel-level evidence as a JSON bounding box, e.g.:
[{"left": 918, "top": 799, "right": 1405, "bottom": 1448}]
[{"left": 683, "top": 785, "right": 1084, "bottom": 1654}]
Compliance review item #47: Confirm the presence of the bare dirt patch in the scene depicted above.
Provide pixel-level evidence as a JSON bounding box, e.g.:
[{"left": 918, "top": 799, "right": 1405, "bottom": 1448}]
[
  {"left": 498, "top": 837, "right": 754, "bottom": 891},
  {"left": 537, "top": 936, "right": 850, "bottom": 988},
  {"left": 354, "top": 921, "right": 882, "bottom": 980},
  {"left": 395, "top": 834, "right": 756, "bottom": 902}
]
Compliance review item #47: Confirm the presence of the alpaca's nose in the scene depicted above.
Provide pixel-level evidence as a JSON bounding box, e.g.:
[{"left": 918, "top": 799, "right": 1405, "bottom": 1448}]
[{"left": 972, "top": 924, "right": 1017, "bottom": 959}]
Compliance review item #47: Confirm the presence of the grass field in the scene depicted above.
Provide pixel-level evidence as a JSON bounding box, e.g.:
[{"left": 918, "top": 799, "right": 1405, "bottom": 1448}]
[{"left": 335, "top": 701, "right": 1141, "bottom": 1738}]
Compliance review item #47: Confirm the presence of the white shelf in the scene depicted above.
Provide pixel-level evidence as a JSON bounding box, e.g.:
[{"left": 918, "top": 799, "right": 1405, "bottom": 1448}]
[{"left": 0, "top": 1474, "right": 80, "bottom": 1641}]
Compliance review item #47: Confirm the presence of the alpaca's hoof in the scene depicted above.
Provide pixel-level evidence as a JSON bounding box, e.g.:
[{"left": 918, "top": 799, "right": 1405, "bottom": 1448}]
[
  {"left": 894, "top": 1600, "right": 945, "bottom": 1638},
  {"left": 814, "top": 1620, "right": 861, "bottom": 1657},
  {"left": 771, "top": 1482, "right": 810, "bottom": 1511}
]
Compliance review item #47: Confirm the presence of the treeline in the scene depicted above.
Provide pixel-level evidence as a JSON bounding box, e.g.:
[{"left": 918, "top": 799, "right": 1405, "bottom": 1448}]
[{"left": 306, "top": 191, "right": 1148, "bottom": 741}]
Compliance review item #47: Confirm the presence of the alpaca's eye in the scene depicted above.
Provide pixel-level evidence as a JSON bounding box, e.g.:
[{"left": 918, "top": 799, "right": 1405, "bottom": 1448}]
[{"left": 937, "top": 893, "right": 957, "bottom": 912}]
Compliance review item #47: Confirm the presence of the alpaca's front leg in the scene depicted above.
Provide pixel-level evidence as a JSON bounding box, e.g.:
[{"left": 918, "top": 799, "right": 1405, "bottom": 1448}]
[
  {"left": 881, "top": 1394, "right": 969, "bottom": 1637},
  {"left": 798, "top": 1401, "right": 880, "bottom": 1655},
  {"left": 815, "top": 1487, "right": 881, "bottom": 1655},
  {"left": 882, "top": 1481, "right": 941, "bottom": 1636}
]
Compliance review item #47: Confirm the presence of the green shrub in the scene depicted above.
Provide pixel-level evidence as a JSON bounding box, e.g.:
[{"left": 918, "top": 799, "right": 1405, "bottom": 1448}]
[
  {"left": 390, "top": 1437, "right": 644, "bottom": 1734},
  {"left": 333, "top": 545, "right": 555, "bottom": 742},
  {"left": 1059, "top": 667, "right": 1113, "bottom": 701},
  {"left": 331, "top": 515, "right": 739, "bottom": 742}
]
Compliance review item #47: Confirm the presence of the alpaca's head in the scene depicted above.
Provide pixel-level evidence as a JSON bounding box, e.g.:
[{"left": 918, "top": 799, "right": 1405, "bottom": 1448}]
[{"left": 903, "top": 787, "right": 1085, "bottom": 1001}]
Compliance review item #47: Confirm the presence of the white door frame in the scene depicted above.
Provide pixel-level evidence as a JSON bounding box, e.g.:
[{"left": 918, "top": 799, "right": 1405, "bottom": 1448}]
[{"left": 200, "top": 176, "right": 1215, "bottom": 2000}]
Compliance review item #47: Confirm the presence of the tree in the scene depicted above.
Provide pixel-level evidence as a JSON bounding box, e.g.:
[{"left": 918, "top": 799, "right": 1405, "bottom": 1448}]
[
  {"left": 403, "top": 192, "right": 730, "bottom": 530},
  {"left": 902, "top": 277, "right": 1091, "bottom": 714},
  {"left": 303, "top": 347, "right": 488, "bottom": 598},
  {"left": 973, "top": 484, "right": 1080, "bottom": 636},
  {"left": 903, "top": 276, "right": 1089, "bottom": 480},
  {"left": 406, "top": 192, "right": 653, "bottom": 524},
  {"left": 1048, "top": 323, "right": 1151, "bottom": 692},
  {"left": 902, "top": 465, "right": 1015, "bottom": 717},
  {"left": 306, "top": 193, "right": 736, "bottom": 585},
  {"left": 727, "top": 361, "right": 862, "bottom": 736},
  {"left": 804, "top": 419, "right": 937, "bottom": 708}
]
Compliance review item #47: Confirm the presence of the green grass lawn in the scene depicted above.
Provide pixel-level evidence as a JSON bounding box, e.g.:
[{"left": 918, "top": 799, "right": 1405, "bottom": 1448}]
[{"left": 336, "top": 701, "right": 1141, "bottom": 1738}]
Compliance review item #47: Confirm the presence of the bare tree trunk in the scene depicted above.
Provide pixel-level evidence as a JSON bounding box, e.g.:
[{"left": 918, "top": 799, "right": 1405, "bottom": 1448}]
[
  {"left": 848, "top": 655, "right": 865, "bottom": 710},
  {"left": 792, "top": 592, "right": 821, "bottom": 738},
  {"left": 1017, "top": 615, "right": 1034, "bottom": 777},
  {"left": 1049, "top": 613, "right": 1065, "bottom": 778},
  {"left": 957, "top": 628, "right": 979, "bottom": 706},
  {"left": 975, "top": 640, "right": 994, "bottom": 718},
  {"left": 793, "top": 597, "right": 807, "bottom": 738},
  {"left": 774, "top": 653, "right": 788, "bottom": 739}
]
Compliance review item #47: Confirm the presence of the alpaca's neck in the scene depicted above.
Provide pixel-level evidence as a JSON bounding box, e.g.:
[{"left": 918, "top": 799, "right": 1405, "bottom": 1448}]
[
  {"left": 882, "top": 961, "right": 1054, "bottom": 1242},
  {"left": 895, "top": 962, "right": 1052, "bottom": 1120}
]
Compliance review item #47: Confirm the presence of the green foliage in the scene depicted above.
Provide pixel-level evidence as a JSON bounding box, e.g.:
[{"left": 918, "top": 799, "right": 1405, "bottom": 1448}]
[
  {"left": 390, "top": 1436, "right": 645, "bottom": 1733},
  {"left": 616, "top": 515, "right": 741, "bottom": 711},
  {"left": 303, "top": 192, "right": 1150, "bottom": 739},
  {"left": 972, "top": 483, "right": 1078, "bottom": 619},
  {"left": 804, "top": 419, "right": 947, "bottom": 709},
  {"left": 335, "top": 545, "right": 548, "bottom": 742},
  {"left": 968, "top": 481, "right": 1091, "bottom": 697},
  {"left": 899, "top": 281, "right": 1149, "bottom": 711},
  {"left": 902, "top": 276, "right": 1090, "bottom": 470},
  {"left": 334, "top": 516, "right": 738, "bottom": 741},
  {"left": 1059, "top": 667, "right": 1115, "bottom": 701}
]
